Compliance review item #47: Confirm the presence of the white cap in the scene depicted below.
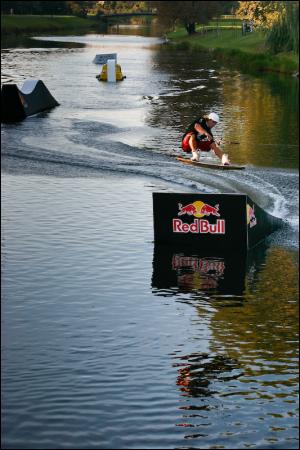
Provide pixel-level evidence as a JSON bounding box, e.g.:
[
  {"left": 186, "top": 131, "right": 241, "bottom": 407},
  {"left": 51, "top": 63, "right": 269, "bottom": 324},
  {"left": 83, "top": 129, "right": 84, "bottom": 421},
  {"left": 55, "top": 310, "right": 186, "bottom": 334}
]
[{"left": 208, "top": 112, "right": 220, "bottom": 123}]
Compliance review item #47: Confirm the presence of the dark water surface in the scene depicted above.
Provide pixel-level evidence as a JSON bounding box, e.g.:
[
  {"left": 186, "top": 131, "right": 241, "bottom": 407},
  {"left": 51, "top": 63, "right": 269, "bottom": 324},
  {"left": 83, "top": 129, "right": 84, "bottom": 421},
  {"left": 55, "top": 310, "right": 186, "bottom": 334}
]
[{"left": 1, "top": 29, "right": 299, "bottom": 449}]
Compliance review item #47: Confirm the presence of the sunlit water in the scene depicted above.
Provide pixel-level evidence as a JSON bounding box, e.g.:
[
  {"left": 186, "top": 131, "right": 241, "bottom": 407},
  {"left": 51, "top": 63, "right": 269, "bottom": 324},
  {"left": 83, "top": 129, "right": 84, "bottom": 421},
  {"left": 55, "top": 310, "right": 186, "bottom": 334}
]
[{"left": 1, "top": 30, "right": 299, "bottom": 449}]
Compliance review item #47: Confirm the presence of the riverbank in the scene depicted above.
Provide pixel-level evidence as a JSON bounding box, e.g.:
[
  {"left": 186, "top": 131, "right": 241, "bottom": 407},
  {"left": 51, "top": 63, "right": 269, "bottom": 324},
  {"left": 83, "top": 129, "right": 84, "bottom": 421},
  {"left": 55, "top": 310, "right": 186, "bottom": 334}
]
[
  {"left": 1, "top": 14, "right": 103, "bottom": 35},
  {"left": 167, "top": 27, "right": 299, "bottom": 75}
]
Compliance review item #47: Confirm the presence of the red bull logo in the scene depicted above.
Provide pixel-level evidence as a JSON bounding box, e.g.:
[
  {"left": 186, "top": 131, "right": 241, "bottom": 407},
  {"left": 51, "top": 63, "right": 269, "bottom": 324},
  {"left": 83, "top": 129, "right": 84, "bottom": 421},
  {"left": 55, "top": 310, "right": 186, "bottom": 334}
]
[
  {"left": 247, "top": 204, "right": 257, "bottom": 228},
  {"left": 173, "top": 200, "right": 225, "bottom": 235},
  {"left": 178, "top": 201, "right": 220, "bottom": 217}
]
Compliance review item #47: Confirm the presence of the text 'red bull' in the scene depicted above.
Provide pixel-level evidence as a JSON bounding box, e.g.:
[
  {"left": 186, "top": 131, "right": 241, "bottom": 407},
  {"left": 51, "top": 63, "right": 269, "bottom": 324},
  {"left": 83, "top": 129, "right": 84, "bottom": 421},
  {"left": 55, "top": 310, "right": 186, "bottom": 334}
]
[{"left": 173, "top": 218, "right": 225, "bottom": 234}]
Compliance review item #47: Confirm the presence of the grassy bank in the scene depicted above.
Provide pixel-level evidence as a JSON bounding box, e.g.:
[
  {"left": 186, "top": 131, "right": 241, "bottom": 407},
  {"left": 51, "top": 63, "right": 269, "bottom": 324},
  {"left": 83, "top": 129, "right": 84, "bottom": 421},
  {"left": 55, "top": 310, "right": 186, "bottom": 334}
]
[
  {"left": 1, "top": 15, "right": 103, "bottom": 35},
  {"left": 167, "top": 26, "right": 299, "bottom": 75}
]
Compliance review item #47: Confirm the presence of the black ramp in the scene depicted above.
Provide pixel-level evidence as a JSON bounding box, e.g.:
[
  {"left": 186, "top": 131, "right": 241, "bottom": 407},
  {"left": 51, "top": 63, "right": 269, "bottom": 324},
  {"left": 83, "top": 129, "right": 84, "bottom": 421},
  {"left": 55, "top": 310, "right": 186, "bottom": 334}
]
[
  {"left": 19, "top": 80, "right": 59, "bottom": 117},
  {"left": 1, "top": 79, "right": 59, "bottom": 123},
  {"left": 153, "top": 193, "right": 282, "bottom": 250},
  {"left": 1, "top": 84, "right": 26, "bottom": 122},
  {"left": 246, "top": 198, "right": 282, "bottom": 249}
]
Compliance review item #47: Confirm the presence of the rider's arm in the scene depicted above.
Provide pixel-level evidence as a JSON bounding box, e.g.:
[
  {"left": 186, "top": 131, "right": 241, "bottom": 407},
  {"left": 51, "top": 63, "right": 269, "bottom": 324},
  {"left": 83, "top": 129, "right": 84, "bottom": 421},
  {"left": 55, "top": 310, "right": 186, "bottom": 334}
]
[{"left": 194, "top": 123, "right": 213, "bottom": 140}]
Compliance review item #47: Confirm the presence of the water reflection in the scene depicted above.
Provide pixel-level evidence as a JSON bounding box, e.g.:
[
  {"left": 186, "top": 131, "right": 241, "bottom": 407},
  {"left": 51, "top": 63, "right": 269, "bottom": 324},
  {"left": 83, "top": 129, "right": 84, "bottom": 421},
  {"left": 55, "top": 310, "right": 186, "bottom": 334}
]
[
  {"left": 173, "top": 352, "right": 242, "bottom": 399},
  {"left": 146, "top": 49, "right": 224, "bottom": 134},
  {"left": 147, "top": 47, "right": 299, "bottom": 168},
  {"left": 152, "top": 242, "right": 268, "bottom": 297},
  {"left": 153, "top": 245, "right": 299, "bottom": 445},
  {"left": 209, "top": 247, "right": 299, "bottom": 365},
  {"left": 108, "top": 20, "right": 164, "bottom": 37},
  {"left": 1, "top": 34, "right": 86, "bottom": 49}
]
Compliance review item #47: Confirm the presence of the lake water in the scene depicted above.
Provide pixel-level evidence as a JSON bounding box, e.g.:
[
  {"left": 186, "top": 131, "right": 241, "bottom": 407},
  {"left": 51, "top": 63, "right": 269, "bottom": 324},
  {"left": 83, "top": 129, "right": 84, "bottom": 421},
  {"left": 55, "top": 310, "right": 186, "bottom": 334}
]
[{"left": 1, "top": 28, "right": 299, "bottom": 449}]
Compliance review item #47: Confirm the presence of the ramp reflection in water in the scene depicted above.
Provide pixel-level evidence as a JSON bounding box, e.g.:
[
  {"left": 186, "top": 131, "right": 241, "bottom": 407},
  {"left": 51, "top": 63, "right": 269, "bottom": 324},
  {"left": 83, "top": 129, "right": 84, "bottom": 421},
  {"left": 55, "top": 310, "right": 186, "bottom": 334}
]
[{"left": 152, "top": 242, "right": 268, "bottom": 297}]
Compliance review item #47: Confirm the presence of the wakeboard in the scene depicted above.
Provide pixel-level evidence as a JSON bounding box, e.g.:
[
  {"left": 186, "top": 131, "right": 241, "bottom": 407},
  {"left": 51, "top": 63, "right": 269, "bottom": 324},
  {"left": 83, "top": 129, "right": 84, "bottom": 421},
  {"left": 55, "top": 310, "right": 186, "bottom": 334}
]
[{"left": 176, "top": 157, "right": 245, "bottom": 171}]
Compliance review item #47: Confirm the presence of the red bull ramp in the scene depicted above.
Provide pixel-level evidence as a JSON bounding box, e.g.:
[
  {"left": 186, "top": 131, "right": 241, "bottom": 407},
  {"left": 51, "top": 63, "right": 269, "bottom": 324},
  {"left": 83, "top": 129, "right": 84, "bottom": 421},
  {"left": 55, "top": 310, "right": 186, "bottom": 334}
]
[{"left": 153, "top": 193, "right": 282, "bottom": 250}]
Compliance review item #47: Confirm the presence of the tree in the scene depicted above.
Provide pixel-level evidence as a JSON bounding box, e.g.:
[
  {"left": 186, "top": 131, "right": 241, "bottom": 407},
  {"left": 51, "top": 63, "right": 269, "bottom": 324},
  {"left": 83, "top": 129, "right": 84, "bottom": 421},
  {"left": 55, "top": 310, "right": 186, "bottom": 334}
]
[
  {"left": 1, "top": 1, "right": 40, "bottom": 14},
  {"left": 1, "top": 1, "right": 70, "bottom": 15},
  {"left": 265, "top": 1, "right": 299, "bottom": 53},
  {"left": 97, "top": 1, "right": 148, "bottom": 14},
  {"left": 41, "top": 1, "right": 68, "bottom": 15},
  {"left": 236, "top": 1, "right": 285, "bottom": 27},
  {"left": 66, "top": 1, "right": 92, "bottom": 17},
  {"left": 237, "top": 1, "right": 299, "bottom": 53},
  {"left": 148, "top": 1, "right": 226, "bottom": 34},
  {"left": 222, "top": 1, "right": 239, "bottom": 14}
]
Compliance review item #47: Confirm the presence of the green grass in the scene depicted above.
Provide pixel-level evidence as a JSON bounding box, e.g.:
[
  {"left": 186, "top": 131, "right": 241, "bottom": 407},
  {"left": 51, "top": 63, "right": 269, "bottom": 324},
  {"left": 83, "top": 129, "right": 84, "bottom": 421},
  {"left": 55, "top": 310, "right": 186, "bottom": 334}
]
[
  {"left": 1, "top": 15, "right": 101, "bottom": 35},
  {"left": 169, "top": 28, "right": 265, "bottom": 52},
  {"left": 167, "top": 25, "right": 298, "bottom": 74}
]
